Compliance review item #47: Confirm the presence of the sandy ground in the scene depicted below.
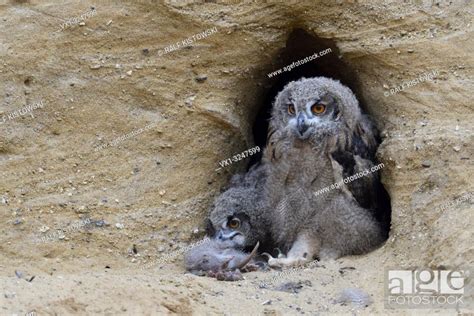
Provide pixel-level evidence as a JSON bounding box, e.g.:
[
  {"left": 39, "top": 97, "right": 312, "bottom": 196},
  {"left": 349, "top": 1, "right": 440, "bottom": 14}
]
[
  {"left": 2, "top": 250, "right": 460, "bottom": 315},
  {"left": 0, "top": 0, "right": 473, "bottom": 315}
]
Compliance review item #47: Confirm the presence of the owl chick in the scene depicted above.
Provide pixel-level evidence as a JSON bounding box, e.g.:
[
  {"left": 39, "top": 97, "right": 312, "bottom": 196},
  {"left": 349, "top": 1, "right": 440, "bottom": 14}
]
[
  {"left": 263, "top": 77, "right": 390, "bottom": 267},
  {"left": 206, "top": 163, "right": 273, "bottom": 253}
]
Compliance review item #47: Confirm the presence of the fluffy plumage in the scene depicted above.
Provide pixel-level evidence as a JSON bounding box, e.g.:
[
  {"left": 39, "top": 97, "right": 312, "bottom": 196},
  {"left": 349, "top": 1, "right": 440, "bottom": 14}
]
[
  {"left": 206, "top": 163, "right": 272, "bottom": 252},
  {"left": 263, "top": 77, "right": 390, "bottom": 267}
]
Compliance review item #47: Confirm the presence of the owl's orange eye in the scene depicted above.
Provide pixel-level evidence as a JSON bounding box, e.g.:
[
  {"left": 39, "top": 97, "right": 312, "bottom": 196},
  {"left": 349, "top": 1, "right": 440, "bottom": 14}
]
[
  {"left": 228, "top": 218, "right": 240, "bottom": 229},
  {"left": 288, "top": 104, "right": 296, "bottom": 115},
  {"left": 311, "top": 104, "right": 326, "bottom": 115}
]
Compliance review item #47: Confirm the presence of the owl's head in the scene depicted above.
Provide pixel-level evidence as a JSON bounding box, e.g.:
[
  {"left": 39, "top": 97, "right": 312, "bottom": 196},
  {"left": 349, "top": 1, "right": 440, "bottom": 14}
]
[
  {"left": 272, "top": 77, "right": 362, "bottom": 140},
  {"left": 206, "top": 187, "right": 264, "bottom": 250}
]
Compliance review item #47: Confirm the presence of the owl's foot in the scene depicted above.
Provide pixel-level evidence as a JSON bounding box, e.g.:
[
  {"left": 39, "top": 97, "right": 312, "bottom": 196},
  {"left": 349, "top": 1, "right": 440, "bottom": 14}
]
[
  {"left": 319, "top": 248, "right": 340, "bottom": 261},
  {"left": 263, "top": 253, "right": 309, "bottom": 268},
  {"left": 261, "top": 248, "right": 285, "bottom": 261}
]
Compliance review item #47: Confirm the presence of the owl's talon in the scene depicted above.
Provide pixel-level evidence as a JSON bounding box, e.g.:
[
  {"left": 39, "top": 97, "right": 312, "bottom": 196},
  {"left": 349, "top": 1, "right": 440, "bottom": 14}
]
[
  {"left": 261, "top": 252, "right": 274, "bottom": 261},
  {"left": 274, "top": 248, "right": 286, "bottom": 258}
]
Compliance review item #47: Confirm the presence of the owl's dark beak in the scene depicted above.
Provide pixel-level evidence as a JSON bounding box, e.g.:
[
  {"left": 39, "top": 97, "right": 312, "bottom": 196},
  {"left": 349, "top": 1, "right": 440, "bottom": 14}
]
[
  {"left": 297, "top": 113, "right": 308, "bottom": 136},
  {"left": 217, "top": 228, "right": 240, "bottom": 241}
]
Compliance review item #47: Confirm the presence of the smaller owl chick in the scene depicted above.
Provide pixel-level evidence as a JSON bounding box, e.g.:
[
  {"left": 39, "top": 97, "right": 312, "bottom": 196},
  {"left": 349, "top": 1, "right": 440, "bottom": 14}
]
[{"left": 207, "top": 163, "right": 273, "bottom": 253}]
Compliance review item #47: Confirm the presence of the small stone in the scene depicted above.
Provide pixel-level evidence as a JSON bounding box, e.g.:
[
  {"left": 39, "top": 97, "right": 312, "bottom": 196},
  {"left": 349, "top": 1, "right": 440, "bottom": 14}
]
[
  {"left": 407, "top": 49, "right": 414, "bottom": 53},
  {"left": 115, "top": 223, "right": 124, "bottom": 229},
  {"left": 453, "top": 146, "right": 461, "bottom": 152},
  {"left": 126, "top": 70, "right": 133, "bottom": 76},
  {"left": 79, "top": 22, "right": 85, "bottom": 26},
  {"left": 159, "top": 190, "right": 166, "bottom": 196},
  {"left": 106, "top": 20, "right": 113, "bottom": 26},
  {"left": 90, "top": 64, "right": 101, "bottom": 70},
  {"left": 262, "top": 300, "right": 272, "bottom": 305},
  {"left": 195, "top": 75, "right": 207, "bottom": 83},
  {"left": 13, "top": 219, "right": 22, "bottom": 225},
  {"left": 421, "top": 161, "right": 431, "bottom": 168},
  {"left": 336, "top": 287, "right": 372, "bottom": 308},
  {"left": 142, "top": 48, "right": 149, "bottom": 55},
  {"left": 275, "top": 281, "right": 310, "bottom": 293},
  {"left": 40, "top": 225, "right": 50, "bottom": 233},
  {"left": 185, "top": 95, "right": 196, "bottom": 107}
]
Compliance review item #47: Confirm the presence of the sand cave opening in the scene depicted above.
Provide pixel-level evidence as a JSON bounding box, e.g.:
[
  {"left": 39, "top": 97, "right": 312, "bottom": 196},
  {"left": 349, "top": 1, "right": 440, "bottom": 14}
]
[{"left": 247, "top": 28, "right": 392, "bottom": 241}]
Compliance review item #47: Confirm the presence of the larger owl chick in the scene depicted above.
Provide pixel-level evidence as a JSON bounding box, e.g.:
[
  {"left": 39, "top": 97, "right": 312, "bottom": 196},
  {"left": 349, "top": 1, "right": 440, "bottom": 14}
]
[{"left": 263, "top": 77, "right": 390, "bottom": 268}]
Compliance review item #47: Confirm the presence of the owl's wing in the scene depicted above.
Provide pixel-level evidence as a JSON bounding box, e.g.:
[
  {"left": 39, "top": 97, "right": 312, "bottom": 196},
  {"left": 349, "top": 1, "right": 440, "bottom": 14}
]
[
  {"left": 331, "top": 133, "right": 390, "bottom": 233},
  {"left": 353, "top": 115, "right": 379, "bottom": 160},
  {"left": 264, "top": 123, "right": 289, "bottom": 164},
  {"left": 264, "top": 124, "right": 278, "bottom": 163}
]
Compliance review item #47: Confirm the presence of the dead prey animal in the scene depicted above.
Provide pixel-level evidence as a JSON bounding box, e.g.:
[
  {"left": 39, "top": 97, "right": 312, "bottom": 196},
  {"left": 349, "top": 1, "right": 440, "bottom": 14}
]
[{"left": 184, "top": 239, "right": 260, "bottom": 281}]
